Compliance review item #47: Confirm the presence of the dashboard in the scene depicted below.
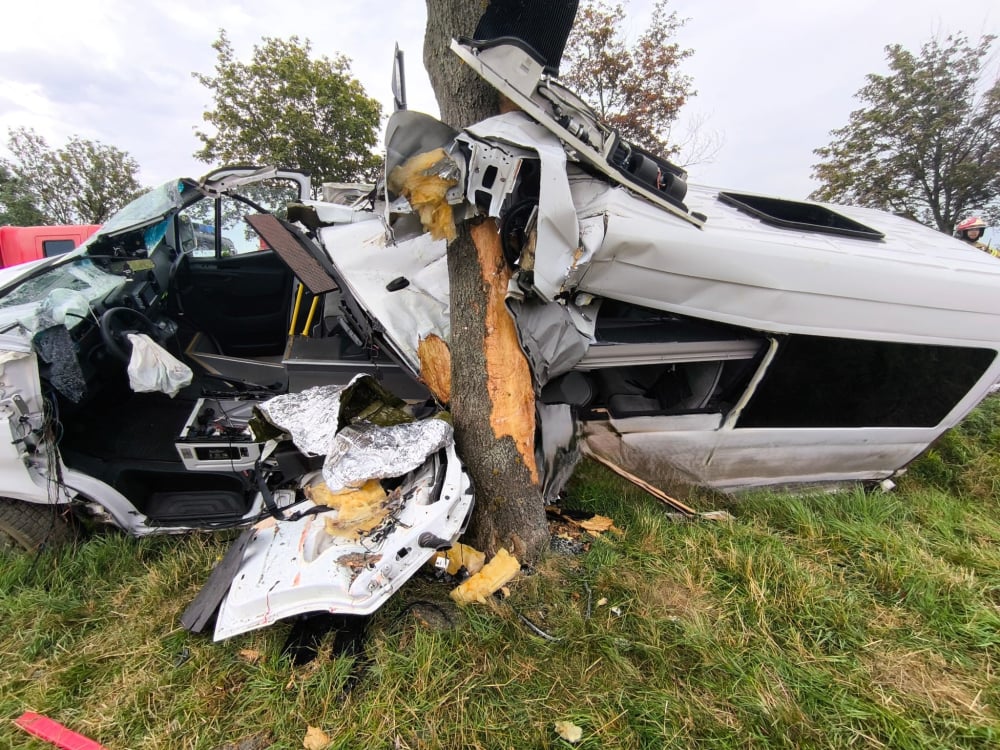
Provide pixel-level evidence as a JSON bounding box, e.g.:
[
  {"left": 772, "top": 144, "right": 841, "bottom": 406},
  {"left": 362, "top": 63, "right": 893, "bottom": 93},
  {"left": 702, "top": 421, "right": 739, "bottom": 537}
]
[{"left": 0, "top": 231, "right": 182, "bottom": 405}]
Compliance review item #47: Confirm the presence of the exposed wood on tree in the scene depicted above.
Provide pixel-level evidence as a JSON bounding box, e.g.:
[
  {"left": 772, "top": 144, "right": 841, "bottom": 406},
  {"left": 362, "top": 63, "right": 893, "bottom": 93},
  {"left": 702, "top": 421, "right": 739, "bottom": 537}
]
[
  {"left": 470, "top": 220, "right": 539, "bottom": 483},
  {"left": 424, "top": 0, "right": 551, "bottom": 563},
  {"left": 417, "top": 334, "right": 452, "bottom": 404}
]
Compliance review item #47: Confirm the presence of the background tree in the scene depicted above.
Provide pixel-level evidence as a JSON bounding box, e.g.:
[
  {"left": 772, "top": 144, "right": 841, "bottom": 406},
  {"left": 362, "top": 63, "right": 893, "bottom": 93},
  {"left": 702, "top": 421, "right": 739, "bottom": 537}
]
[
  {"left": 561, "top": 0, "right": 695, "bottom": 158},
  {"left": 0, "top": 164, "right": 45, "bottom": 225},
  {"left": 811, "top": 34, "right": 1000, "bottom": 232},
  {"left": 194, "top": 31, "right": 382, "bottom": 195},
  {"left": 1, "top": 128, "right": 142, "bottom": 225},
  {"left": 423, "top": 0, "right": 552, "bottom": 564}
]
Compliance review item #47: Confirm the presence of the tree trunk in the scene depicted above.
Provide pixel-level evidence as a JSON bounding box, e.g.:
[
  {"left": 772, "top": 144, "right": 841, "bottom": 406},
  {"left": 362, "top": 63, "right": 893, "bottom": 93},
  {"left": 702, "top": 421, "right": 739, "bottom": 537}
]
[
  {"left": 423, "top": 0, "right": 499, "bottom": 130},
  {"left": 423, "top": 0, "right": 549, "bottom": 563}
]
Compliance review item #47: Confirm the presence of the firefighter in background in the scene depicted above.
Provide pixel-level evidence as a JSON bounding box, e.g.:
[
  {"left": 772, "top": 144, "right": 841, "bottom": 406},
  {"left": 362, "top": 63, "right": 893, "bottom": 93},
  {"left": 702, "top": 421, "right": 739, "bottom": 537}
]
[{"left": 955, "top": 216, "right": 998, "bottom": 257}]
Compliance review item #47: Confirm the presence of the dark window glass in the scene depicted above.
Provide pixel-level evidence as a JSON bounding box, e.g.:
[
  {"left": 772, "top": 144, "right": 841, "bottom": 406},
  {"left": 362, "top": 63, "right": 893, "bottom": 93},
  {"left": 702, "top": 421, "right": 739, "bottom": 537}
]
[
  {"left": 585, "top": 359, "right": 760, "bottom": 418},
  {"left": 593, "top": 299, "right": 760, "bottom": 345},
  {"left": 576, "top": 301, "right": 766, "bottom": 418},
  {"left": 718, "top": 191, "right": 884, "bottom": 241},
  {"left": 737, "top": 335, "right": 996, "bottom": 428},
  {"left": 42, "top": 239, "right": 76, "bottom": 257}
]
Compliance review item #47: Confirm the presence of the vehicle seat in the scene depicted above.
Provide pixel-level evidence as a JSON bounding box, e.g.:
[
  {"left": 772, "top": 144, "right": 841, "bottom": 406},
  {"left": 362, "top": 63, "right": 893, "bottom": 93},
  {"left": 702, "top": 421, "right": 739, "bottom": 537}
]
[{"left": 165, "top": 216, "right": 197, "bottom": 256}]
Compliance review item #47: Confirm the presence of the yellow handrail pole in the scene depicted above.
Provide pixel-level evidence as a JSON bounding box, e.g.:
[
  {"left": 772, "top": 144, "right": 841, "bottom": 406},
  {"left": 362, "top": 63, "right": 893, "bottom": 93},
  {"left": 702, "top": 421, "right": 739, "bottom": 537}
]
[
  {"left": 301, "top": 296, "right": 320, "bottom": 338},
  {"left": 288, "top": 283, "right": 305, "bottom": 336}
]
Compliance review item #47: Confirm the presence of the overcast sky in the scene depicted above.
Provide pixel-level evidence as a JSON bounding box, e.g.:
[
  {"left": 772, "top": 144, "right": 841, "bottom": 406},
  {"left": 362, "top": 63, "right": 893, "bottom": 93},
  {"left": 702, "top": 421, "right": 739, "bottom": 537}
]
[{"left": 1, "top": 0, "right": 997, "bottom": 208}]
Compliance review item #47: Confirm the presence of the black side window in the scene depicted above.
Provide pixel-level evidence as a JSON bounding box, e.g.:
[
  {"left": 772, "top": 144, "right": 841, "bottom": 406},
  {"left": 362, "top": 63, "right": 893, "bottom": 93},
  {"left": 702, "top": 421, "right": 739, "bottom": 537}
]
[
  {"left": 737, "top": 335, "right": 995, "bottom": 428},
  {"left": 42, "top": 239, "right": 76, "bottom": 257}
]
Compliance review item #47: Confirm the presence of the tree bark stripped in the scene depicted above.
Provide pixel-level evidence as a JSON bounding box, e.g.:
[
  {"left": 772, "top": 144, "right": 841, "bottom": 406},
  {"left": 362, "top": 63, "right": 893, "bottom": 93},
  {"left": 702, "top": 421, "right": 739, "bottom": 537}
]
[{"left": 423, "top": 0, "right": 550, "bottom": 562}]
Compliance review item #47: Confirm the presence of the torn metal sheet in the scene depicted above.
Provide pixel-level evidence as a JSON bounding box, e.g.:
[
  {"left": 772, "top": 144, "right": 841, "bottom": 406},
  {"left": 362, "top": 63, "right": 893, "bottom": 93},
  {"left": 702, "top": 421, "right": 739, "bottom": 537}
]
[
  {"left": 452, "top": 39, "right": 700, "bottom": 229},
  {"left": 384, "top": 110, "right": 461, "bottom": 199},
  {"left": 323, "top": 419, "right": 453, "bottom": 492},
  {"left": 506, "top": 296, "right": 595, "bottom": 385},
  {"left": 213, "top": 442, "right": 472, "bottom": 640},
  {"left": 461, "top": 113, "right": 580, "bottom": 301},
  {"left": 536, "top": 402, "right": 581, "bottom": 502},
  {"left": 456, "top": 136, "right": 532, "bottom": 218},
  {"left": 579, "top": 415, "right": 930, "bottom": 493},
  {"left": 574, "top": 181, "right": 1000, "bottom": 347},
  {"left": 317, "top": 222, "right": 449, "bottom": 371}
]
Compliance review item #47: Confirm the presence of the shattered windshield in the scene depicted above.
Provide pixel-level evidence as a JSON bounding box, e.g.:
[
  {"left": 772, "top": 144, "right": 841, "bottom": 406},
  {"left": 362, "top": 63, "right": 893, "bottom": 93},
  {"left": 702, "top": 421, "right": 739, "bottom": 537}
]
[
  {"left": 0, "top": 258, "right": 125, "bottom": 332},
  {"left": 97, "top": 179, "right": 198, "bottom": 237}
]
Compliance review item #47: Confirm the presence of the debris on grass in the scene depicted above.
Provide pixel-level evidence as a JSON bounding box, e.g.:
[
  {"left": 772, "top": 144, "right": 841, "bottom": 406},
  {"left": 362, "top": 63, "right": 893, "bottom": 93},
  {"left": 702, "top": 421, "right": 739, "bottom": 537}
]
[
  {"left": 303, "top": 725, "right": 331, "bottom": 750},
  {"left": 431, "top": 542, "right": 486, "bottom": 577},
  {"left": 237, "top": 648, "right": 261, "bottom": 664},
  {"left": 548, "top": 506, "right": 622, "bottom": 535},
  {"left": 547, "top": 505, "right": 623, "bottom": 555},
  {"left": 554, "top": 720, "right": 583, "bottom": 744},
  {"left": 173, "top": 646, "right": 191, "bottom": 667},
  {"left": 450, "top": 548, "right": 521, "bottom": 604},
  {"left": 14, "top": 712, "right": 107, "bottom": 749},
  {"left": 577, "top": 514, "right": 622, "bottom": 534},
  {"left": 515, "top": 609, "right": 562, "bottom": 642}
]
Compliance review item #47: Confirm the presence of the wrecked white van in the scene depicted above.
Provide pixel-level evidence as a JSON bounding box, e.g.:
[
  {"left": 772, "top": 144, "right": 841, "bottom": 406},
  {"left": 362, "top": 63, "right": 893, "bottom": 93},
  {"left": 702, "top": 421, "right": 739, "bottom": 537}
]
[{"left": 1, "top": 39, "right": 999, "bottom": 639}]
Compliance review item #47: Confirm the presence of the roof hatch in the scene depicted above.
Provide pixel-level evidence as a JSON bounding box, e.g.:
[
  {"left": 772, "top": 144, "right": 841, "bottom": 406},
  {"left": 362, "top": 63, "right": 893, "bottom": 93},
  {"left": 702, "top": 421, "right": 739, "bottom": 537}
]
[{"left": 718, "top": 191, "right": 884, "bottom": 241}]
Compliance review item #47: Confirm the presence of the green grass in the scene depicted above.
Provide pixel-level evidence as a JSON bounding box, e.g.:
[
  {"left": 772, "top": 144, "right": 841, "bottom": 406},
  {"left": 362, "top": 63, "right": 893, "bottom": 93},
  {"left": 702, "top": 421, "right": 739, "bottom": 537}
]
[{"left": 4, "top": 396, "right": 1000, "bottom": 748}]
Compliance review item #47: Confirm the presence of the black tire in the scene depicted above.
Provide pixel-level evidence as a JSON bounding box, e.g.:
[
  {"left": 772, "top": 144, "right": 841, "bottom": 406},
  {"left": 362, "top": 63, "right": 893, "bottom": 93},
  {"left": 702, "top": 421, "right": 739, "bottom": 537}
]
[{"left": 0, "top": 497, "right": 74, "bottom": 552}]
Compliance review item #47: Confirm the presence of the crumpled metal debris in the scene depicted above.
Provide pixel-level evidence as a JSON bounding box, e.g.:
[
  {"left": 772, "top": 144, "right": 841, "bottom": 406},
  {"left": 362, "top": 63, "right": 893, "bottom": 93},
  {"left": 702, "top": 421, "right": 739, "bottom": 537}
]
[
  {"left": 322, "top": 419, "right": 453, "bottom": 492},
  {"left": 256, "top": 375, "right": 414, "bottom": 456},
  {"left": 257, "top": 379, "right": 360, "bottom": 455}
]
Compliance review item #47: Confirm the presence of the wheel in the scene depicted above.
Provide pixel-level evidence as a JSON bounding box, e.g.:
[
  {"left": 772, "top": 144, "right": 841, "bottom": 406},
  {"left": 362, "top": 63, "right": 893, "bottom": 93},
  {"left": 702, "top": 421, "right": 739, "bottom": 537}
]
[
  {"left": 99, "top": 306, "right": 163, "bottom": 363},
  {"left": 0, "top": 497, "right": 74, "bottom": 552}
]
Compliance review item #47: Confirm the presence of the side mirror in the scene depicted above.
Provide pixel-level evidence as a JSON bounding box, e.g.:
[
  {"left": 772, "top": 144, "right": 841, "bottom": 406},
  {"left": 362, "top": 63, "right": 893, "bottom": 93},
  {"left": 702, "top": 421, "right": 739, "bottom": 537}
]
[{"left": 392, "top": 43, "right": 407, "bottom": 112}]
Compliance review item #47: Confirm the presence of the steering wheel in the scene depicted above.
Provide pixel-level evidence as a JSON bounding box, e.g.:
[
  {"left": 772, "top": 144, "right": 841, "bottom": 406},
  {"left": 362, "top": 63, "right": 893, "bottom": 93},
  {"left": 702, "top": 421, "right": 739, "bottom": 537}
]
[{"left": 99, "top": 307, "right": 164, "bottom": 363}]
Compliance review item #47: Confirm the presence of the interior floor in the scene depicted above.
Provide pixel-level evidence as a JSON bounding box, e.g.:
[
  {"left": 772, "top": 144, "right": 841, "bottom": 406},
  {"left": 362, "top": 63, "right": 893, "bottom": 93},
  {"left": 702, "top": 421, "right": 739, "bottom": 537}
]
[{"left": 56, "top": 368, "right": 258, "bottom": 524}]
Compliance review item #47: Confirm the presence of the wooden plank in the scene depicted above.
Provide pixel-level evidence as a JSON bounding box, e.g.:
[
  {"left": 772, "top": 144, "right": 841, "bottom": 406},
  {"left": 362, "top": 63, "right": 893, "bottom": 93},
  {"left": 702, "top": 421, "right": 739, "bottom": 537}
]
[
  {"left": 584, "top": 451, "right": 698, "bottom": 517},
  {"left": 179, "top": 527, "right": 256, "bottom": 634}
]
